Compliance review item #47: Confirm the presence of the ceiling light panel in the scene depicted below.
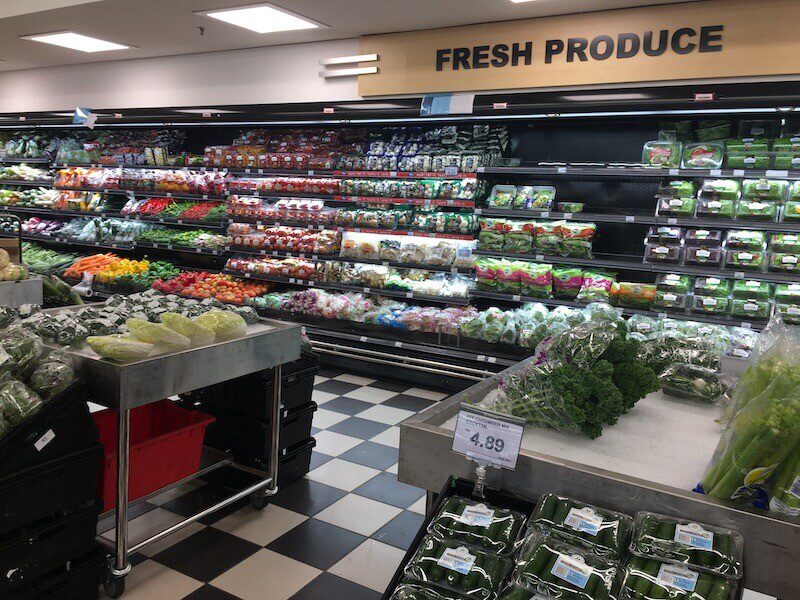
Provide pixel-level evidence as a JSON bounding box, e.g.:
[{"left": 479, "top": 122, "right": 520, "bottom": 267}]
[
  {"left": 198, "top": 3, "right": 322, "bottom": 34},
  {"left": 21, "top": 31, "right": 130, "bottom": 52}
]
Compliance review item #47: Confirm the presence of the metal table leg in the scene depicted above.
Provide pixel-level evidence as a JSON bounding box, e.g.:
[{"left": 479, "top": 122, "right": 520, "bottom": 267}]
[
  {"left": 251, "top": 364, "right": 282, "bottom": 509},
  {"left": 102, "top": 408, "right": 131, "bottom": 598}
]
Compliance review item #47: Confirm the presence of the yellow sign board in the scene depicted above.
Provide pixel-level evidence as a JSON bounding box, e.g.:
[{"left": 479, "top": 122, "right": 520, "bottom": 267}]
[{"left": 358, "top": 0, "right": 800, "bottom": 97}]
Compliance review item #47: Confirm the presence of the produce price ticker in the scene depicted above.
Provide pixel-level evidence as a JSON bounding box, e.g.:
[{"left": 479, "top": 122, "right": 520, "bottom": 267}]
[{"left": 452, "top": 406, "right": 524, "bottom": 469}]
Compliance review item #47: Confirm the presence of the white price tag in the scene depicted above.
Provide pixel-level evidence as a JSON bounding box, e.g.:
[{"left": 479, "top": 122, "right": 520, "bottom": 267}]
[
  {"left": 444, "top": 166, "right": 458, "bottom": 177},
  {"left": 557, "top": 167, "right": 567, "bottom": 173},
  {"left": 709, "top": 169, "right": 722, "bottom": 176},
  {"left": 34, "top": 429, "right": 55, "bottom": 451},
  {"left": 669, "top": 168, "right": 680, "bottom": 175},
  {"left": 733, "top": 169, "right": 745, "bottom": 177},
  {"left": 452, "top": 406, "right": 524, "bottom": 469}
]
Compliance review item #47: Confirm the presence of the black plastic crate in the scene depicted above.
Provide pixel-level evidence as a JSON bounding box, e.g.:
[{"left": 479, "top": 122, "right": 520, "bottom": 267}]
[
  {"left": 11, "top": 546, "right": 103, "bottom": 600},
  {"left": 0, "top": 499, "right": 100, "bottom": 593},
  {"left": 203, "top": 437, "right": 316, "bottom": 490},
  {"left": 204, "top": 402, "right": 317, "bottom": 469},
  {"left": 0, "top": 381, "right": 98, "bottom": 477},
  {"left": 0, "top": 443, "right": 102, "bottom": 537},
  {"left": 183, "top": 353, "right": 319, "bottom": 418},
  {"left": 380, "top": 476, "right": 538, "bottom": 600}
]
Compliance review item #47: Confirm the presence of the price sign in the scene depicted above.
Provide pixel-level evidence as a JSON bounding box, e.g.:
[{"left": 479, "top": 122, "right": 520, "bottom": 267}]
[{"left": 452, "top": 405, "right": 524, "bottom": 469}]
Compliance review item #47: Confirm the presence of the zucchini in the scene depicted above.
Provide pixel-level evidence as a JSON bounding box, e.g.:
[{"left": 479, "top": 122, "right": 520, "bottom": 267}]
[{"left": 416, "top": 537, "right": 438, "bottom": 580}]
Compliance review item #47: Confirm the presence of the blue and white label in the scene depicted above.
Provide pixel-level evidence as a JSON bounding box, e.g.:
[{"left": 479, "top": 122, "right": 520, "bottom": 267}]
[
  {"left": 437, "top": 546, "right": 476, "bottom": 575},
  {"left": 674, "top": 523, "right": 714, "bottom": 551},
  {"left": 656, "top": 564, "right": 698, "bottom": 592},
  {"left": 459, "top": 504, "right": 495, "bottom": 528},
  {"left": 790, "top": 475, "right": 800, "bottom": 500},
  {"left": 551, "top": 554, "right": 592, "bottom": 589},
  {"left": 564, "top": 507, "right": 603, "bottom": 537}
]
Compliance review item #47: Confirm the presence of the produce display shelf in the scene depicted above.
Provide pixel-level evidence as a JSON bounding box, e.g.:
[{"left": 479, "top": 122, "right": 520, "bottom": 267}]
[
  {"left": 222, "top": 269, "right": 470, "bottom": 305},
  {"left": 0, "top": 205, "right": 226, "bottom": 231},
  {"left": 332, "top": 195, "right": 475, "bottom": 208},
  {"left": 17, "top": 233, "right": 225, "bottom": 256},
  {"left": 654, "top": 216, "right": 800, "bottom": 232},
  {"left": 228, "top": 247, "right": 473, "bottom": 274},
  {"left": 134, "top": 241, "right": 225, "bottom": 255},
  {"left": 225, "top": 218, "right": 475, "bottom": 240},
  {"left": 226, "top": 190, "right": 336, "bottom": 201},
  {"left": 399, "top": 369, "right": 798, "bottom": 599},
  {"left": 473, "top": 248, "right": 800, "bottom": 284},
  {"left": 478, "top": 164, "right": 800, "bottom": 180},
  {"left": 470, "top": 289, "right": 767, "bottom": 329},
  {"left": 330, "top": 170, "right": 477, "bottom": 179},
  {"left": 0, "top": 157, "right": 50, "bottom": 164},
  {"left": 0, "top": 179, "right": 55, "bottom": 188},
  {"left": 475, "top": 207, "right": 658, "bottom": 224},
  {"left": 54, "top": 186, "right": 227, "bottom": 202}
]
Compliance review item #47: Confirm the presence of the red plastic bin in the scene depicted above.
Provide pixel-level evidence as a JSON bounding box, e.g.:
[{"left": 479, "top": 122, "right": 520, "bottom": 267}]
[{"left": 92, "top": 400, "right": 215, "bottom": 511}]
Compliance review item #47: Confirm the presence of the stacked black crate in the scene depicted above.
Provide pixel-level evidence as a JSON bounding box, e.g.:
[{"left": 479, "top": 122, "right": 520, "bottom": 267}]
[
  {"left": 190, "top": 351, "right": 320, "bottom": 485},
  {"left": 0, "top": 381, "right": 104, "bottom": 599}
]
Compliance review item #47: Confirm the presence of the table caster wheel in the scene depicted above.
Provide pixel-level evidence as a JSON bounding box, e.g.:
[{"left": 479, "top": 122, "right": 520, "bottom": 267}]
[
  {"left": 249, "top": 490, "right": 269, "bottom": 510},
  {"left": 103, "top": 566, "right": 126, "bottom": 598}
]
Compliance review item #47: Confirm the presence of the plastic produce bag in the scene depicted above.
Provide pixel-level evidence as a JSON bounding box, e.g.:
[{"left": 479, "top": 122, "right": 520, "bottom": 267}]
[
  {"left": 126, "top": 318, "right": 190, "bottom": 350},
  {"left": 28, "top": 358, "right": 75, "bottom": 401},
  {"left": 194, "top": 309, "right": 248, "bottom": 341},
  {"left": 630, "top": 512, "right": 743, "bottom": 578},
  {"left": 660, "top": 363, "right": 727, "bottom": 403},
  {"left": 513, "top": 533, "right": 619, "bottom": 600},
  {"left": 0, "top": 307, "right": 16, "bottom": 329},
  {"left": 428, "top": 496, "right": 526, "bottom": 555},
  {"left": 623, "top": 557, "right": 737, "bottom": 600},
  {"left": 538, "top": 321, "right": 617, "bottom": 369},
  {"left": 160, "top": 313, "right": 215, "bottom": 347},
  {"left": 86, "top": 335, "right": 155, "bottom": 362},
  {"left": 769, "top": 442, "right": 800, "bottom": 517},
  {"left": 0, "top": 327, "right": 44, "bottom": 380},
  {"left": 529, "top": 493, "right": 633, "bottom": 559},
  {"left": 0, "top": 379, "right": 42, "bottom": 426},
  {"left": 403, "top": 534, "right": 510, "bottom": 600}
]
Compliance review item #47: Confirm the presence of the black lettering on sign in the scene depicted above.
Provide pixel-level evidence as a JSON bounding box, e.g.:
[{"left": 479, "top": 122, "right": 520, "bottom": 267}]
[
  {"left": 436, "top": 48, "right": 451, "bottom": 71},
  {"left": 699, "top": 25, "right": 724, "bottom": 52},
  {"left": 453, "top": 47, "right": 471, "bottom": 70},
  {"left": 617, "top": 33, "right": 640, "bottom": 58},
  {"left": 643, "top": 29, "right": 669, "bottom": 56},
  {"left": 491, "top": 44, "right": 510, "bottom": 67},
  {"left": 512, "top": 41, "right": 533, "bottom": 66},
  {"left": 473, "top": 45, "right": 490, "bottom": 69},
  {"left": 671, "top": 28, "right": 697, "bottom": 54},
  {"left": 590, "top": 35, "right": 614, "bottom": 60},
  {"left": 567, "top": 38, "right": 589, "bottom": 62},
  {"left": 545, "top": 39, "right": 564, "bottom": 63}
]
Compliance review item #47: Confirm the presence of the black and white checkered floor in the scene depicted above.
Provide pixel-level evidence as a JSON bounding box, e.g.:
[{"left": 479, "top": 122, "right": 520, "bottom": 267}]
[{"left": 98, "top": 368, "right": 447, "bottom": 599}]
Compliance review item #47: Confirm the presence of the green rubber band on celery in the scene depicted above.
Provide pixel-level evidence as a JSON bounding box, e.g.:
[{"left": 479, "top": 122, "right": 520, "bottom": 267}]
[
  {"left": 538, "top": 495, "right": 558, "bottom": 521},
  {"left": 708, "top": 577, "right": 730, "bottom": 600}
]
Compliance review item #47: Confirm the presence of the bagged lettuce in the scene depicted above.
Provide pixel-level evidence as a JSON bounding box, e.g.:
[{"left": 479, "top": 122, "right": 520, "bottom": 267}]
[
  {"left": 194, "top": 309, "right": 247, "bottom": 341},
  {"left": 0, "top": 327, "right": 44, "bottom": 380},
  {"left": 29, "top": 358, "right": 75, "bottom": 401},
  {"left": 160, "top": 313, "right": 215, "bottom": 347},
  {"left": 87, "top": 335, "right": 155, "bottom": 362},
  {"left": 126, "top": 318, "right": 190, "bottom": 350},
  {"left": 0, "top": 379, "right": 42, "bottom": 426}
]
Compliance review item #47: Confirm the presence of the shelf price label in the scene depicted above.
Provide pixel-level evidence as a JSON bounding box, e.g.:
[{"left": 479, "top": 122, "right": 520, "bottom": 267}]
[{"left": 452, "top": 405, "right": 524, "bottom": 470}]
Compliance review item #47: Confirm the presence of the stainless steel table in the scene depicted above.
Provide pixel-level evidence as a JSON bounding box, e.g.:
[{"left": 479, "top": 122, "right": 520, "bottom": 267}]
[
  {"left": 399, "top": 357, "right": 800, "bottom": 599},
  {"left": 52, "top": 316, "right": 301, "bottom": 598}
]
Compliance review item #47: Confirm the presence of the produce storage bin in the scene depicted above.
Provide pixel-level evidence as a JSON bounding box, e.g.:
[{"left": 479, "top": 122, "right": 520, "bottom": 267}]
[
  {"left": 204, "top": 402, "right": 317, "bottom": 470},
  {"left": 93, "top": 400, "right": 215, "bottom": 511},
  {"left": 0, "top": 443, "right": 101, "bottom": 537},
  {"left": 182, "top": 352, "right": 319, "bottom": 418},
  {"left": 0, "top": 381, "right": 98, "bottom": 477},
  {"left": 0, "top": 499, "right": 100, "bottom": 593},
  {"left": 11, "top": 546, "right": 103, "bottom": 600}
]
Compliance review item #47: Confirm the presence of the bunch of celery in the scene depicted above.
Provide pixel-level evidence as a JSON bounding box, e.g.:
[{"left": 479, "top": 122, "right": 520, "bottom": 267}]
[{"left": 769, "top": 442, "right": 800, "bottom": 516}]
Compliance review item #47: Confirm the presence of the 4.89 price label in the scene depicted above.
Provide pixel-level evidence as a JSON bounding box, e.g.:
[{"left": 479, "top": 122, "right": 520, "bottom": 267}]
[{"left": 452, "top": 406, "right": 524, "bottom": 469}]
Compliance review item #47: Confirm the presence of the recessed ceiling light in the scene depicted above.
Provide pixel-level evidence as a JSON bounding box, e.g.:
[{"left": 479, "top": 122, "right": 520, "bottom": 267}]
[
  {"left": 197, "top": 3, "right": 322, "bottom": 34},
  {"left": 509, "top": 0, "right": 541, "bottom": 3},
  {"left": 21, "top": 31, "right": 130, "bottom": 53}
]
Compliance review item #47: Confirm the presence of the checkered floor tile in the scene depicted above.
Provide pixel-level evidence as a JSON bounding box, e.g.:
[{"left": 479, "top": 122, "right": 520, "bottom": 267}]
[{"left": 100, "top": 369, "right": 444, "bottom": 599}]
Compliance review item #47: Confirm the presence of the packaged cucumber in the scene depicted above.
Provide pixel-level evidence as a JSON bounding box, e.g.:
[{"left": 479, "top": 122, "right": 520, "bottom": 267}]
[
  {"left": 725, "top": 138, "right": 770, "bottom": 153},
  {"left": 681, "top": 143, "right": 723, "bottom": 169},
  {"left": 725, "top": 152, "right": 772, "bottom": 170},
  {"left": 391, "top": 582, "right": 471, "bottom": 600},
  {"left": 741, "top": 178, "right": 788, "bottom": 201},
  {"left": 404, "top": 535, "right": 511, "bottom": 600},
  {"left": 642, "top": 141, "right": 682, "bottom": 168},
  {"left": 529, "top": 493, "right": 632, "bottom": 559},
  {"left": 629, "top": 513, "right": 743, "bottom": 578},
  {"left": 621, "top": 557, "right": 738, "bottom": 600},
  {"left": 496, "top": 584, "right": 538, "bottom": 600},
  {"left": 697, "top": 179, "right": 740, "bottom": 201},
  {"left": 513, "top": 534, "right": 620, "bottom": 600},
  {"left": 428, "top": 496, "right": 527, "bottom": 555}
]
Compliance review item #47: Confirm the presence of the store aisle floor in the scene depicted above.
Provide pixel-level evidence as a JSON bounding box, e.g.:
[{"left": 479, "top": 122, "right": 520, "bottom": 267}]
[{"left": 99, "top": 368, "right": 448, "bottom": 600}]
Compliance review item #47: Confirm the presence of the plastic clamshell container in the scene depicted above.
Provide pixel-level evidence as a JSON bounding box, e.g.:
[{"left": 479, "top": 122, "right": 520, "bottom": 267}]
[
  {"left": 697, "top": 179, "right": 740, "bottom": 201},
  {"left": 684, "top": 247, "right": 723, "bottom": 266},
  {"left": 693, "top": 277, "right": 731, "bottom": 298},
  {"left": 777, "top": 303, "right": 800, "bottom": 324},
  {"left": 734, "top": 200, "right": 778, "bottom": 222},
  {"left": 557, "top": 202, "right": 584, "bottom": 213},
  {"left": 741, "top": 179, "right": 789, "bottom": 202},
  {"left": 622, "top": 557, "right": 738, "bottom": 600},
  {"left": 513, "top": 533, "right": 621, "bottom": 600},
  {"left": 427, "top": 495, "right": 527, "bottom": 555},
  {"left": 772, "top": 153, "right": 800, "bottom": 171},
  {"left": 769, "top": 252, "right": 800, "bottom": 271},
  {"left": 731, "top": 298, "right": 772, "bottom": 319},
  {"left": 684, "top": 229, "right": 722, "bottom": 247},
  {"left": 726, "top": 138, "right": 770, "bottom": 153},
  {"left": 655, "top": 273, "right": 692, "bottom": 294},
  {"left": 725, "top": 249, "right": 766, "bottom": 271},
  {"left": 630, "top": 513, "right": 744, "bottom": 577},
  {"left": 724, "top": 230, "right": 766, "bottom": 250},
  {"left": 695, "top": 198, "right": 736, "bottom": 220},
  {"left": 775, "top": 283, "right": 800, "bottom": 303},
  {"left": 656, "top": 196, "right": 695, "bottom": 217},
  {"left": 646, "top": 226, "right": 684, "bottom": 245},
  {"left": 783, "top": 200, "right": 800, "bottom": 221},
  {"left": 404, "top": 534, "right": 511, "bottom": 600},
  {"left": 516, "top": 186, "right": 555, "bottom": 211},
  {"left": 642, "top": 140, "right": 682, "bottom": 167},
  {"left": 390, "top": 583, "right": 469, "bottom": 600},
  {"left": 660, "top": 180, "right": 695, "bottom": 198},
  {"left": 529, "top": 493, "right": 633, "bottom": 560},
  {"left": 486, "top": 185, "right": 516, "bottom": 208},
  {"left": 770, "top": 233, "right": 800, "bottom": 253},
  {"left": 726, "top": 151, "right": 772, "bottom": 170},
  {"left": 691, "top": 295, "right": 731, "bottom": 316},
  {"left": 645, "top": 244, "right": 684, "bottom": 264},
  {"left": 681, "top": 143, "right": 724, "bottom": 169},
  {"left": 653, "top": 291, "right": 689, "bottom": 311},
  {"left": 732, "top": 279, "right": 771, "bottom": 300}
]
